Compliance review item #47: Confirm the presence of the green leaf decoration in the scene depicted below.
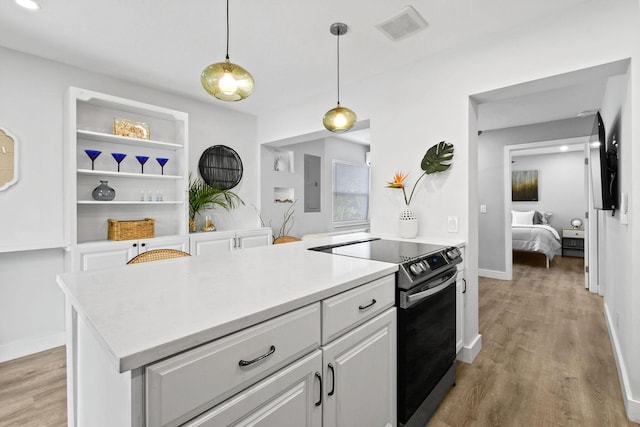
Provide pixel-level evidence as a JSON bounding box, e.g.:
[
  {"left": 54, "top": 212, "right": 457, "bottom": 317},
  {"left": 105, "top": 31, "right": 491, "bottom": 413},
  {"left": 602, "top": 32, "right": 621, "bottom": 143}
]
[
  {"left": 421, "top": 141, "right": 454, "bottom": 174},
  {"left": 188, "top": 173, "right": 244, "bottom": 219}
]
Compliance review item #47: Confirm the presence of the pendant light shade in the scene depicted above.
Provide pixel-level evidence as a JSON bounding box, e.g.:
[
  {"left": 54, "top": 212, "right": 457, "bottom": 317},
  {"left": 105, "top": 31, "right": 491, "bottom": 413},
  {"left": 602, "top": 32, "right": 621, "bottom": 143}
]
[
  {"left": 201, "top": 0, "right": 254, "bottom": 101},
  {"left": 323, "top": 23, "right": 357, "bottom": 133},
  {"left": 323, "top": 104, "right": 357, "bottom": 132}
]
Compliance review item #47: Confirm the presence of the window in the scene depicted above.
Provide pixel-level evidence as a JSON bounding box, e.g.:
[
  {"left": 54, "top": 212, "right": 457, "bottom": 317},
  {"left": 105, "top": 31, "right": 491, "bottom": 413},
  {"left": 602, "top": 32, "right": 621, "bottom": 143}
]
[{"left": 333, "top": 161, "right": 370, "bottom": 224}]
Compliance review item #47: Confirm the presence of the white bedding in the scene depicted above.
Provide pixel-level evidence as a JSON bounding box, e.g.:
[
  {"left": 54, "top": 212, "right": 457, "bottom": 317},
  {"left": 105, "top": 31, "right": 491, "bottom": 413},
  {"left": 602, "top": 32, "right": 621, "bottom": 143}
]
[{"left": 512, "top": 224, "right": 561, "bottom": 261}]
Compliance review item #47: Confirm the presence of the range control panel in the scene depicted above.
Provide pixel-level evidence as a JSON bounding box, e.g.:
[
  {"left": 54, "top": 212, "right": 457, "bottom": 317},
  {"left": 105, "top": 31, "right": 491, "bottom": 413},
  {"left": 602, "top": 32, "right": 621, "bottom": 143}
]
[{"left": 399, "top": 247, "right": 462, "bottom": 290}]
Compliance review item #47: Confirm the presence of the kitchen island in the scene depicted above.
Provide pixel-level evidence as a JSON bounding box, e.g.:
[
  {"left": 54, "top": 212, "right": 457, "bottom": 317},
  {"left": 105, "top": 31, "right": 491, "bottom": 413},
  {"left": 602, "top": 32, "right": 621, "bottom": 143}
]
[{"left": 57, "top": 233, "right": 399, "bottom": 427}]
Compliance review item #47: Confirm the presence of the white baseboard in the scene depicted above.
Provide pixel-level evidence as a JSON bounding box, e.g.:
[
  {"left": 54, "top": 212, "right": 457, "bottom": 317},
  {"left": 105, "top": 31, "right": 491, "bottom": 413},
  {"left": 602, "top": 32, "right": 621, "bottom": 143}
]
[
  {"left": 0, "top": 332, "right": 65, "bottom": 363},
  {"left": 604, "top": 304, "right": 640, "bottom": 423},
  {"left": 478, "top": 269, "right": 510, "bottom": 280},
  {"left": 457, "top": 333, "right": 482, "bottom": 364}
]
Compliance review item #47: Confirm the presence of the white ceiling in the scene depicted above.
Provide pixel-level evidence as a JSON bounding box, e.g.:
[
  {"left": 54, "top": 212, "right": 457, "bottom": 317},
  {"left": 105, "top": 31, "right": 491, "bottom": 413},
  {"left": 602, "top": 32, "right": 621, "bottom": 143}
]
[{"left": 0, "top": 0, "right": 599, "bottom": 125}]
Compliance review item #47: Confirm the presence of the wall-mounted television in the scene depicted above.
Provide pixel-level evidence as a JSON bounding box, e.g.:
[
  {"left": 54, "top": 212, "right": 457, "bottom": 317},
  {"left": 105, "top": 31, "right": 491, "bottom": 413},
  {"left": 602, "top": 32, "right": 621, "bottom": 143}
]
[{"left": 589, "top": 112, "right": 617, "bottom": 210}]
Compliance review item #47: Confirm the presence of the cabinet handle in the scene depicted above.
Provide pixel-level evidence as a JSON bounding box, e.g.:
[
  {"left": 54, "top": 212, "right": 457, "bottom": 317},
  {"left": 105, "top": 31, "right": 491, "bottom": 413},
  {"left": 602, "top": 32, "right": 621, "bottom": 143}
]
[
  {"left": 328, "top": 363, "right": 335, "bottom": 396},
  {"left": 462, "top": 278, "right": 467, "bottom": 294},
  {"left": 238, "top": 345, "right": 276, "bottom": 367},
  {"left": 132, "top": 243, "right": 137, "bottom": 248},
  {"left": 141, "top": 243, "right": 146, "bottom": 248},
  {"left": 358, "top": 299, "right": 377, "bottom": 310},
  {"left": 315, "top": 372, "right": 322, "bottom": 406}
]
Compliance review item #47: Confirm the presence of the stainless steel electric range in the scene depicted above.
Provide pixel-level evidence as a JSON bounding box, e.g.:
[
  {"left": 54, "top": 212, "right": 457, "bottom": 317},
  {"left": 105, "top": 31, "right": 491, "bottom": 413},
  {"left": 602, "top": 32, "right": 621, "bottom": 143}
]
[{"left": 310, "top": 237, "right": 462, "bottom": 427}]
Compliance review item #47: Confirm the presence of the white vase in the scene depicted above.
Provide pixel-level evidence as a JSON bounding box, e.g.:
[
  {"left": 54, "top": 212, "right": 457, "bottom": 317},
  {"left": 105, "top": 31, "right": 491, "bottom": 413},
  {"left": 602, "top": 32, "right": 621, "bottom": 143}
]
[{"left": 399, "top": 206, "right": 418, "bottom": 238}]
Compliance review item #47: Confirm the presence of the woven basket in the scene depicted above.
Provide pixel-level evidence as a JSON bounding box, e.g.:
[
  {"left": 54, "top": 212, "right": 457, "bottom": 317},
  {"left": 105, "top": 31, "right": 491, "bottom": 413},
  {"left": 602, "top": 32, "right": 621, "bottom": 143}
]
[{"left": 108, "top": 218, "right": 155, "bottom": 241}]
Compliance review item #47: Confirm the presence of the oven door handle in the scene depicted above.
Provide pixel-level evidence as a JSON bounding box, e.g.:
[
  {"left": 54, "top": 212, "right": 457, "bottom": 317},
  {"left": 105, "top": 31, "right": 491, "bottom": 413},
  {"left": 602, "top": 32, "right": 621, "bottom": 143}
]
[{"left": 406, "top": 272, "right": 457, "bottom": 304}]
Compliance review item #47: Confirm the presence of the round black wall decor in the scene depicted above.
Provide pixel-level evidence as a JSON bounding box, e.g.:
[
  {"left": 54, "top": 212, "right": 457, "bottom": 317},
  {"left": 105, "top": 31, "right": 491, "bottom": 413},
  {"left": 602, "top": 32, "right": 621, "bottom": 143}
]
[{"left": 198, "top": 145, "right": 243, "bottom": 190}]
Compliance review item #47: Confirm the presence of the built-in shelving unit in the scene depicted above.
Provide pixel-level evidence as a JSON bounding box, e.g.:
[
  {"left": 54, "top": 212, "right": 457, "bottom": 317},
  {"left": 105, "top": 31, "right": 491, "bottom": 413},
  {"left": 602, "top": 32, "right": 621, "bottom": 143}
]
[{"left": 65, "top": 87, "right": 189, "bottom": 246}]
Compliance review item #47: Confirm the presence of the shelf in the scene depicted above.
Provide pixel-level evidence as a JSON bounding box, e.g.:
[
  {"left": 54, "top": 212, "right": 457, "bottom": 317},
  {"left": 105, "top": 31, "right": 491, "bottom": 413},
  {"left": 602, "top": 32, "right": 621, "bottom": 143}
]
[
  {"left": 77, "top": 169, "right": 182, "bottom": 180},
  {"left": 77, "top": 200, "right": 183, "bottom": 205},
  {"left": 77, "top": 129, "right": 183, "bottom": 150}
]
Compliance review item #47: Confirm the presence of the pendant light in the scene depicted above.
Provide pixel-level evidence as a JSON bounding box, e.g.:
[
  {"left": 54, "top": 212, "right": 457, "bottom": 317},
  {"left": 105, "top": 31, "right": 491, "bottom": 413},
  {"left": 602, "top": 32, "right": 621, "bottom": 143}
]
[
  {"left": 323, "top": 23, "right": 357, "bottom": 133},
  {"left": 201, "top": 0, "right": 254, "bottom": 101}
]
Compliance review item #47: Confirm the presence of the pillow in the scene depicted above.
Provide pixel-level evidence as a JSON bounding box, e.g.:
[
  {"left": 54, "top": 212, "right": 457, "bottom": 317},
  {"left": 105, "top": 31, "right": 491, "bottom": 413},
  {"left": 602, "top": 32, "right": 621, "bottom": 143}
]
[
  {"left": 533, "top": 211, "right": 544, "bottom": 224},
  {"left": 535, "top": 210, "right": 552, "bottom": 225},
  {"left": 512, "top": 210, "right": 535, "bottom": 225}
]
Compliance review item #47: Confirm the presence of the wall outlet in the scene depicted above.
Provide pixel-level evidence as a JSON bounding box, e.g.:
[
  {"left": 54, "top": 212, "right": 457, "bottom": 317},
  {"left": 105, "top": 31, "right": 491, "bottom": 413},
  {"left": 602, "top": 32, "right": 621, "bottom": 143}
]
[
  {"left": 480, "top": 204, "right": 487, "bottom": 214},
  {"left": 447, "top": 216, "right": 458, "bottom": 233}
]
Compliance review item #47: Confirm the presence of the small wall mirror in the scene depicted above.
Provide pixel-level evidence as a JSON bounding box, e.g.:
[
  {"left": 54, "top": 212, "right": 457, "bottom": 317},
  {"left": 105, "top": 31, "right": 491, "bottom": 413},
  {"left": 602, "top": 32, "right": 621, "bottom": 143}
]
[
  {"left": 0, "top": 128, "right": 18, "bottom": 191},
  {"left": 570, "top": 218, "right": 583, "bottom": 228}
]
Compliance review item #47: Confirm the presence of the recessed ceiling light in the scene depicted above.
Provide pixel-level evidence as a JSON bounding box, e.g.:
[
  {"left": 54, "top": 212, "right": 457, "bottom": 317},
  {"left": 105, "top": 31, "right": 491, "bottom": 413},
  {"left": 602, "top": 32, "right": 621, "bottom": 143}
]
[{"left": 15, "top": 0, "right": 40, "bottom": 11}]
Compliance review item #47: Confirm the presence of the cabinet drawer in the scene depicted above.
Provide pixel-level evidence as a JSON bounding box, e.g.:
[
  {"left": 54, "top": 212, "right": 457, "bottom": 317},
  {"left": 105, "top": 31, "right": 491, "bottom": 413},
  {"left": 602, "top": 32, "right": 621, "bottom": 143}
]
[
  {"left": 562, "top": 229, "right": 584, "bottom": 238},
  {"left": 183, "top": 350, "right": 322, "bottom": 427},
  {"left": 321, "top": 274, "right": 395, "bottom": 344},
  {"left": 146, "top": 303, "right": 321, "bottom": 427}
]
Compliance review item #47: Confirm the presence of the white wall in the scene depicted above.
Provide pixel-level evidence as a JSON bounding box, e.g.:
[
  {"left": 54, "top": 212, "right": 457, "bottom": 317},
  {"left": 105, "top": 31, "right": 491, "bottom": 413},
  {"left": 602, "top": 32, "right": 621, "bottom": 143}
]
[
  {"left": 599, "top": 69, "right": 639, "bottom": 414},
  {"left": 0, "top": 46, "right": 259, "bottom": 361},
  {"left": 256, "top": 0, "right": 640, "bottom": 418}
]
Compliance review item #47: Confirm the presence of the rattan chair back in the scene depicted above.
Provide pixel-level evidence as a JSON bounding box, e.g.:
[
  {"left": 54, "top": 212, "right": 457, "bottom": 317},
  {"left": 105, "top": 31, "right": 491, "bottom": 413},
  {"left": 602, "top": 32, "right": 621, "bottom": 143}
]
[
  {"left": 127, "top": 249, "right": 190, "bottom": 264},
  {"left": 273, "top": 236, "right": 301, "bottom": 244}
]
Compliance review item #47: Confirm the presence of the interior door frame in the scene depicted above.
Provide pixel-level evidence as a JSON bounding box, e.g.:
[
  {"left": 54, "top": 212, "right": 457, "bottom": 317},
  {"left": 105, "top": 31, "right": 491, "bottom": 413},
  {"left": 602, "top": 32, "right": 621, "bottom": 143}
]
[{"left": 502, "top": 136, "right": 590, "bottom": 280}]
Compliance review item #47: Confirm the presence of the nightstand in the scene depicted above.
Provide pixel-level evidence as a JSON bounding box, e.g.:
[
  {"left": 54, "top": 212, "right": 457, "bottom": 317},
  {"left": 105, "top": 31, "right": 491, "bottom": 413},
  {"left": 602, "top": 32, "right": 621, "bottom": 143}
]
[{"left": 562, "top": 228, "right": 584, "bottom": 257}]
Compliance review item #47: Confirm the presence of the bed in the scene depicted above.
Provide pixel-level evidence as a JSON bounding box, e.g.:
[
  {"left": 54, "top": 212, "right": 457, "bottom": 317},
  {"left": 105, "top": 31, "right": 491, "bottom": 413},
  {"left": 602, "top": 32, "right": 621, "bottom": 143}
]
[{"left": 512, "top": 210, "right": 561, "bottom": 268}]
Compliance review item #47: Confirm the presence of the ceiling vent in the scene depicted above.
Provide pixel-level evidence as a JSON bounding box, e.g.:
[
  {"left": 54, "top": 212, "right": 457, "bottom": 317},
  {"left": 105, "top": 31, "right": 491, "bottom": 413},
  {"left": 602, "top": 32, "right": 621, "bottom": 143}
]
[{"left": 376, "top": 6, "right": 428, "bottom": 42}]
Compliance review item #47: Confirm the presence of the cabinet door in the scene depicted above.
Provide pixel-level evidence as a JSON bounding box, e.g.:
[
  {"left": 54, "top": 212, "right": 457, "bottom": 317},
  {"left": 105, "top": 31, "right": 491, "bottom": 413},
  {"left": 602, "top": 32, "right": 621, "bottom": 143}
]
[
  {"left": 189, "top": 231, "right": 235, "bottom": 256},
  {"left": 74, "top": 241, "right": 138, "bottom": 271},
  {"left": 456, "top": 274, "right": 465, "bottom": 355},
  {"left": 141, "top": 235, "right": 189, "bottom": 254},
  {"left": 237, "top": 229, "right": 272, "bottom": 250},
  {"left": 183, "top": 350, "right": 322, "bottom": 427},
  {"left": 322, "top": 308, "right": 396, "bottom": 427}
]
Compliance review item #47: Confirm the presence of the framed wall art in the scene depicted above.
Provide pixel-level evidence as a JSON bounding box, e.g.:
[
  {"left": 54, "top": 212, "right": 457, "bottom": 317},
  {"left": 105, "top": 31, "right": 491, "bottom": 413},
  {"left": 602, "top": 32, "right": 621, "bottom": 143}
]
[{"left": 512, "top": 170, "right": 538, "bottom": 202}]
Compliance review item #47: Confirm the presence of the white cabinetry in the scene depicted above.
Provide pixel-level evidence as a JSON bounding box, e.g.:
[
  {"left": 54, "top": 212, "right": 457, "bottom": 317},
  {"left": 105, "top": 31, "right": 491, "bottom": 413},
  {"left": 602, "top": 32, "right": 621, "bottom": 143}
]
[
  {"left": 183, "top": 350, "right": 322, "bottom": 427},
  {"left": 146, "top": 303, "right": 321, "bottom": 427},
  {"left": 64, "top": 87, "right": 188, "bottom": 270},
  {"left": 319, "top": 275, "right": 396, "bottom": 426},
  {"left": 321, "top": 308, "right": 396, "bottom": 427},
  {"left": 73, "top": 235, "right": 189, "bottom": 271},
  {"left": 189, "top": 228, "right": 272, "bottom": 256},
  {"left": 143, "top": 274, "right": 395, "bottom": 427}
]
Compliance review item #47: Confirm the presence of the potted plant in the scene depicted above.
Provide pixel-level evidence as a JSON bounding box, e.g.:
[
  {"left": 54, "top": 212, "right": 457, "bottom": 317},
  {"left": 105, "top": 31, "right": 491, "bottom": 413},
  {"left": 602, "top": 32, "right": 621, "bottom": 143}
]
[{"left": 188, "top": 174, "right": 244, "bottom": 232}]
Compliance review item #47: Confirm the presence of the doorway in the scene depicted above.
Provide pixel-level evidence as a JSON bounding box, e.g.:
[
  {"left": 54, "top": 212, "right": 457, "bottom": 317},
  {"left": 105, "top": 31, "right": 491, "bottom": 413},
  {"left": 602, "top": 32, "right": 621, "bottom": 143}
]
[{"left": 471, "top": 59, "right": 630, "bottom": 289}]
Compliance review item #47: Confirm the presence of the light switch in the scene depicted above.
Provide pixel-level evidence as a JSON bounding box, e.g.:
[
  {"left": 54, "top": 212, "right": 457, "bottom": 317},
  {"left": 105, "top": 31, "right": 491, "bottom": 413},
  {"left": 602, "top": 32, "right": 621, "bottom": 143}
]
[
  {"left": 447, "top": 216, "right": 458, "bottom": 233},
  {"left": 480, "top": 204, "right": 487, "bottom": 214}
]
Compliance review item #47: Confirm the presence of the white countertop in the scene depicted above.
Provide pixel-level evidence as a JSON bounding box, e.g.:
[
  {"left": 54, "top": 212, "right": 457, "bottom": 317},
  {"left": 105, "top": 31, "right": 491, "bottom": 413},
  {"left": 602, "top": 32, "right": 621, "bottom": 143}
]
[{"left": 57, "top": 234, "right": 399, "bottom": 373}]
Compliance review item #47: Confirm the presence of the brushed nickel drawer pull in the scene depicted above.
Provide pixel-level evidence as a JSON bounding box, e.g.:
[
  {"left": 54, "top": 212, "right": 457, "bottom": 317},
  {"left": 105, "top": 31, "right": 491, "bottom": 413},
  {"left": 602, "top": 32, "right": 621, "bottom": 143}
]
[
  {"left": 358, "top": 299, "right": 377, "bottom": 310},
  {"left": 238, "top": 345, "right": 276, "bottom": 366}
]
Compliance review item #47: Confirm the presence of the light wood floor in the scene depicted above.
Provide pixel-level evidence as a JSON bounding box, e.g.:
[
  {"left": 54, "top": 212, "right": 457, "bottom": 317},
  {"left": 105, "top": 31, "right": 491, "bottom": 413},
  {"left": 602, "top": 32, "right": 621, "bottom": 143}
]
[
  {"left": 429, "top": 253, "right": 637, "bottom": 427},
  {"left": 0, "top": 345, "right": 66, "bottom": 427},
  {"left": 0, "top": 254, "right": 635, "bottom": 426}
]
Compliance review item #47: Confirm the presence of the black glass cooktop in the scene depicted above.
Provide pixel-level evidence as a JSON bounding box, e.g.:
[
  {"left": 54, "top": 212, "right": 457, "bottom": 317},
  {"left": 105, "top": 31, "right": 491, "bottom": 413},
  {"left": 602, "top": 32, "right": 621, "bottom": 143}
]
[{"left": 310, "top": 238, "right": 448, "bottom": 265}]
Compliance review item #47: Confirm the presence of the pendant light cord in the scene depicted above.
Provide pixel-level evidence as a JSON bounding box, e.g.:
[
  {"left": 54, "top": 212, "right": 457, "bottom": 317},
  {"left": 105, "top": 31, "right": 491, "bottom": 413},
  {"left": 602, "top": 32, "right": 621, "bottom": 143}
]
[
  {"left": 336, "top": 27, "right": 341, "bottom": 105},
  {"left": 225, "top": 0, "right": 230, "bottom": 60}
]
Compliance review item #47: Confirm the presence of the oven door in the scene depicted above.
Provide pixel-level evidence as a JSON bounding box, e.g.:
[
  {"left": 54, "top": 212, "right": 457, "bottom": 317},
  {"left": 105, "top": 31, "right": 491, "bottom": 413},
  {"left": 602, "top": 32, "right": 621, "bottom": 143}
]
[{"left": 397, "top": 268, "right": 457, "bottom": 425}]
